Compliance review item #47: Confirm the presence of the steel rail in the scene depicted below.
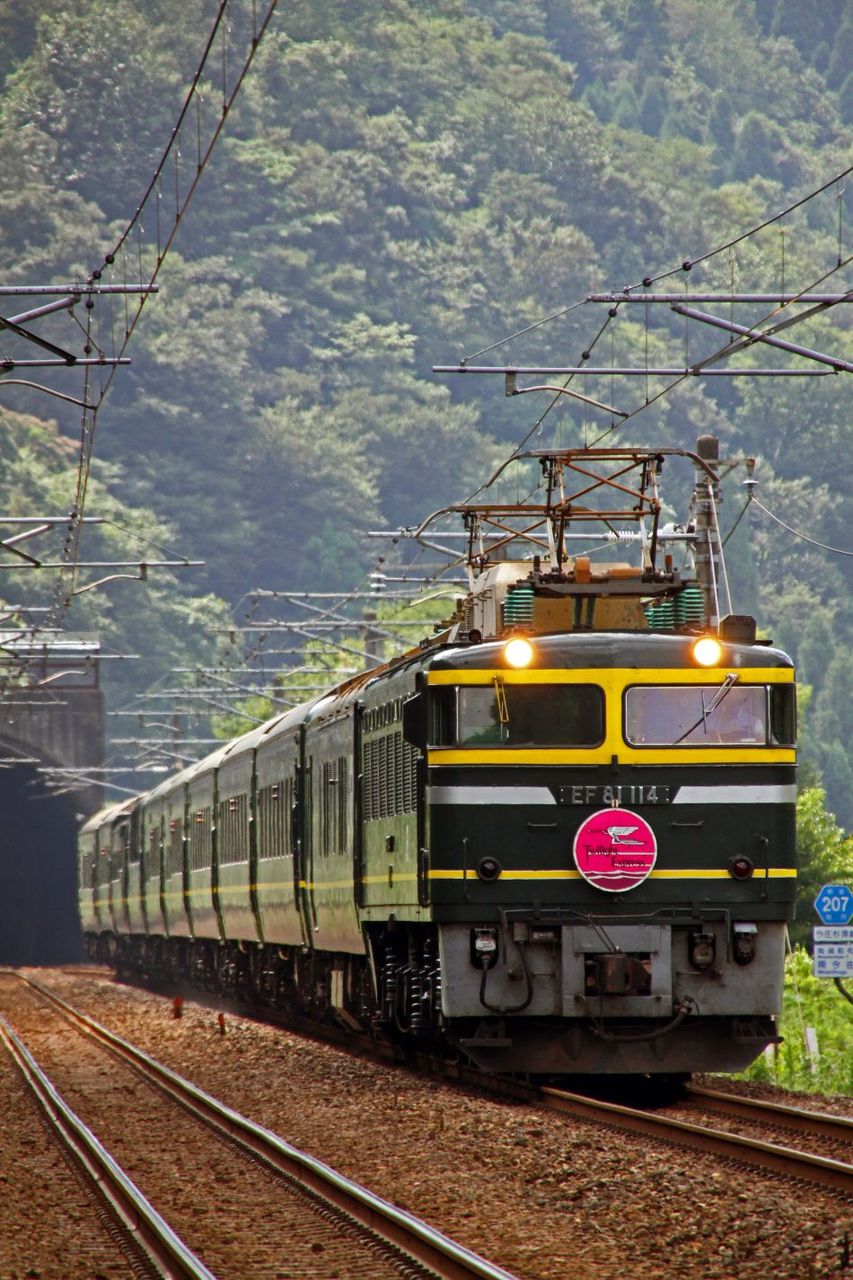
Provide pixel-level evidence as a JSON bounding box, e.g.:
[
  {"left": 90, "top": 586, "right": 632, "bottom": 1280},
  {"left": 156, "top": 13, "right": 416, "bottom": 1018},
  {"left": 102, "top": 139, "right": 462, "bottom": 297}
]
[
  {"left": 403, "top": 1059, "right": 853, "bottom": 1195},
  {"left": 684, "top": 1083, "right": 853, "bottom": 1143},
  {"left": 19, "top": 974, "right": 519, "bottom": 1280},
  {"left": 246, "top": 1009, "right": 853, "bottom": 1196},
  {"left": 535, "top": 1084, "right": 853, "bottom": 1193},
  {"left": 173, "top": 991, "right": 853, "bottom": 1196},
  {"left": 47, "top": 970, "right": 852, "bottom": 1199},
  {"left": 0, "top": 1012, "right": 217, "bottom": 1280}
]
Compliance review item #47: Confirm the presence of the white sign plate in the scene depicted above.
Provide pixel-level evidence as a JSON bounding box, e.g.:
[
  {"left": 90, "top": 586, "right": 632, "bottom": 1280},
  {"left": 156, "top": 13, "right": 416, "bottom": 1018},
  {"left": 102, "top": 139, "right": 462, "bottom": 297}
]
[
  {"left": 814, "top": 925, "right": 853, "bottom": 942},
  {"left": 813, "top": 943, "right": 853, "bottom": 977}
]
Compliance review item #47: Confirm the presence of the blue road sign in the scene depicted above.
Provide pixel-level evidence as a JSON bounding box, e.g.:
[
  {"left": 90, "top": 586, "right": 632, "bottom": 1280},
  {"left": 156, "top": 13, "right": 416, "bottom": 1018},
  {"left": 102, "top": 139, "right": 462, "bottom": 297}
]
[{"left": 814, "top": 883, "right": 853, "bottom": 926}]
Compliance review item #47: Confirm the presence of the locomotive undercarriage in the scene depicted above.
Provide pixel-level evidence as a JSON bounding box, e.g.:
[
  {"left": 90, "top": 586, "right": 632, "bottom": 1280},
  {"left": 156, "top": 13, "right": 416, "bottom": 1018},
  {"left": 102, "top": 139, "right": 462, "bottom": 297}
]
[
  {"left": 89, "top": 913, "right": 782, "bottom": 1075},
  {"left": 450, "top": 1011, "right": 780, "bottom": 1075}
]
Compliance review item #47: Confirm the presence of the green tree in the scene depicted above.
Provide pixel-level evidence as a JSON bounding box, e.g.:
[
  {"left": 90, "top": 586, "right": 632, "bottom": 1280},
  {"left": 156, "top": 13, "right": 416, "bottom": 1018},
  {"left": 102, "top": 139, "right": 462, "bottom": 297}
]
[
  {"left": 753, "top": 0, "right": 777, "bottom": 34},
  {"left": 1, "top": 0, "right": 209, "bottom": 220},
  {"left": 809, "top": 654, "right": 853, "bottom": 830},
  {"left": 0, "top": 0, "right": 58, "bottom": 84},
  {"left": 705, "top": 92, "right": 735, "bottom": 151},
  {"left": 791, "top": 788, "right": 853, "bottom": 949},
  {"left": 611, "top": 83, "right": 641, "bottom": 129},
  {"left": 770, "top": 2, "right": 826, "bottom": 61},
  {"left": 621, "top": 0, "right": 668, "bottom": 60},
  {"left": 543, "top": 0, "right": 623, "bottom": 88},
  {"left": 466, "top": 0, "right": 546, "bottom": 39},
  {"left": 580, "top": 78, "right": 614, "bottom": 122},
  {"left": 826, "top": 10, "right": 853, "bottom": 87},
  {"left": 638, "top": 75, "right": 667, "bottom": 134},
  {"left": 730, "top": 113, "right": 782, "bottom": 182},
  {"left": 0, "top": 405, "right": 230, "bottom": 713},
  {"left": 839, "top": 69, "right": 853, "bottom": 123}
]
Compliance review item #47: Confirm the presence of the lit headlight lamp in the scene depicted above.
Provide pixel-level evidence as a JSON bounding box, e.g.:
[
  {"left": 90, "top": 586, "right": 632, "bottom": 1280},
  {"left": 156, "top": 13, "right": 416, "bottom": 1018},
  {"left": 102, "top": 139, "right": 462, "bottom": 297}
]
[
  {"left": 692, "top": 635, "right": 724, "bottom": 667},
  {"left": 503, "top": 636, "right": 534, "bottom": 668}
]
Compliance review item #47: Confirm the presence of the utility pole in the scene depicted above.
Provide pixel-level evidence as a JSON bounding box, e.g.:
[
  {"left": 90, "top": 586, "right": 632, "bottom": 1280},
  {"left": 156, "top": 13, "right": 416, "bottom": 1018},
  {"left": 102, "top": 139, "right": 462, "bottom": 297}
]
[
  {"left": 363, "top": 571, "right": 386, "bottom": 668},
  {"left": 692, "top": 435, "right": 722, "bottom": 630}
]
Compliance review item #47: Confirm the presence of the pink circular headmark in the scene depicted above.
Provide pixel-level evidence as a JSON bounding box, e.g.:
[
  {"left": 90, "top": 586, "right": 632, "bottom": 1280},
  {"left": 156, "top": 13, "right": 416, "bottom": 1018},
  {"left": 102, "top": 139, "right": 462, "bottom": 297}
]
[{"left": 572, "top": 807, "right": 657, "bottom": 893}]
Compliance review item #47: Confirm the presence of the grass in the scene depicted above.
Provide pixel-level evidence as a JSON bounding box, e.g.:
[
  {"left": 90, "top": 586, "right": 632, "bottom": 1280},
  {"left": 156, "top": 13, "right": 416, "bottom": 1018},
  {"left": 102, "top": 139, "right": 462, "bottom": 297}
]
[{"left": 736, "top": 946, "right": 853, "bottom": 1096}]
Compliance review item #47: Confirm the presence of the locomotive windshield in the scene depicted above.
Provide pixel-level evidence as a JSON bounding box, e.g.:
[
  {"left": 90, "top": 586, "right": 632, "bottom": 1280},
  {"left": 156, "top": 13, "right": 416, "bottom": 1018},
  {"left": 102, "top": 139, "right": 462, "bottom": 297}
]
[
  {"left": 430, "top": 684, "right": 604, "bottom": 747},
  {"left": 624, "top": 683, "right": 795, "bottom": 746}
]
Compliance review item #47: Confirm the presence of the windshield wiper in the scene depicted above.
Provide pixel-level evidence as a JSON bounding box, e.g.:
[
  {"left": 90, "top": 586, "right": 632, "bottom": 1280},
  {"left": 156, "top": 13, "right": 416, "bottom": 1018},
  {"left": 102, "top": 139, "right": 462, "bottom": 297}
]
[
  {"left": 492, "top": 675, "right": 510, "bottom": 742},
  {"left": 673, "top": 672, "right": 739, "bottom": 745}
]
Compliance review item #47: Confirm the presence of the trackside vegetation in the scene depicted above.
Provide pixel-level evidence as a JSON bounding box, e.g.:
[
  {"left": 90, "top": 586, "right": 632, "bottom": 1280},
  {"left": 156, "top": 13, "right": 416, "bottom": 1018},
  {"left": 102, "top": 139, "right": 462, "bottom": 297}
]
[{"left": 739, "top": 947, "right": 853, "bottom": 1096}]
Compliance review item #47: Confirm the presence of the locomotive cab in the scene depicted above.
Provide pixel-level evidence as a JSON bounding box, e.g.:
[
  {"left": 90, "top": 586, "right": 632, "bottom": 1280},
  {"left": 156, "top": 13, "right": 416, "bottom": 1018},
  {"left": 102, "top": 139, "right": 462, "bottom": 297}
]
[{"left": 419, "top": 630, "right": 796, "bottom": 1074}]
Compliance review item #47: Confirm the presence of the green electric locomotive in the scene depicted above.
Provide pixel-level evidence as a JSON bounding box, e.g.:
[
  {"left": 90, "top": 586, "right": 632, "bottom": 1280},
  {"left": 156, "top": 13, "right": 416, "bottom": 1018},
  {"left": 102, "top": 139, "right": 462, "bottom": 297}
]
[{"left": 79, "top": 446, "right": 797, "bottom": 1076}]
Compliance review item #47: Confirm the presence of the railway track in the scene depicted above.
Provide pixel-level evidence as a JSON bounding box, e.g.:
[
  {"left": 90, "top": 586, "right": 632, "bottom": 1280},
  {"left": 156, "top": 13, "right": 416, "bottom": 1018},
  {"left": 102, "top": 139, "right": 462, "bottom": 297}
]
[
  {"left": 98, "top": 966, "right": 853, "bottom": 1197},
  {"left": 683, "top": 1081, "right": 853, "bottom": 1147},
  {"left": 0, "top": 1011, "right": 215, "bottom": 1280},
  {"left": 526, "top": 1081, "right": 853, "bottom": 1194},
  {"left": 3, "top": 971, "right": 519, "bottom": 1280},
  {"left": 16, "top": 966, "right": 851, "bottom": 1280},
  {"left": 282, "top": 1012, "right": 853, "bottom": 1194}
]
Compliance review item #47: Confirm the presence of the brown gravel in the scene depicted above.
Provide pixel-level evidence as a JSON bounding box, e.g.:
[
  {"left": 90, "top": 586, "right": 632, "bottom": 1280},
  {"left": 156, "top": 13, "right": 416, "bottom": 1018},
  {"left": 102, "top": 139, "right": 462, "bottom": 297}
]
[
  {"left": 695, "top": 1074, "right": 853, "bottom": 1120},
  {"left": 646, "top": 1082, "right": 853, "bottom": 1165},
  {"left": 9, "top": 967, "right": 853, "bottom": 1280},
  {"left": 0, "top": 974, "right": 428, "bottom": 1280},
  {"left": 0, "top": 1012, "right": 130, "bottom": 1279}
]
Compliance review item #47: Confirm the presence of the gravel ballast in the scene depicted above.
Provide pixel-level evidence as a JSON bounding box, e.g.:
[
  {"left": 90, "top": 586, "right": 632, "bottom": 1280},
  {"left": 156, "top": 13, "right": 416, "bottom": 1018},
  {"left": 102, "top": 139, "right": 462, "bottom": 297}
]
[{"left": 5, "top": 967, "right": 851, "bottom": 1280}]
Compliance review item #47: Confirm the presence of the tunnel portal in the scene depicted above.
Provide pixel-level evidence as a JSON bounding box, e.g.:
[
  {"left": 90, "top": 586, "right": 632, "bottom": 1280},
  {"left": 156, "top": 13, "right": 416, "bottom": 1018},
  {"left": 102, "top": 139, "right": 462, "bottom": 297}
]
[
  {"left": 0, "top": 764, "right": 85, "bottom": 964},
  {"left": 0, "top": 630, "right": 105, "bottom": 964}
]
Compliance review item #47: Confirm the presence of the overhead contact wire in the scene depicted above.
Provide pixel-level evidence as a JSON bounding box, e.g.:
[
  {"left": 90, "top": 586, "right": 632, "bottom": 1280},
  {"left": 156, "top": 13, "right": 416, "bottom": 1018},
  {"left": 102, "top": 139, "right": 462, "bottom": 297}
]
[
  {"left": 749, "top": 496, "right": 853, "bottom": 557},
  {"left": 624, "top": 162, "right": 853, "bottom": 291},
  {"left": 41, "top": 0, "right": 279, "bottom": 638}
]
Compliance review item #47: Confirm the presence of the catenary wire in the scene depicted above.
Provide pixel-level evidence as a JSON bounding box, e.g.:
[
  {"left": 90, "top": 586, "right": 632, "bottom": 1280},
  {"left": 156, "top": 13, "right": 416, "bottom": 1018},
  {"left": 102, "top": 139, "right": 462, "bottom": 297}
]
[
  {"left": 459, "top": 165, "right": 852, "bottom": 365},
  {"left": 587, "top": 251, "right": 853, "bottom": 447},
  {"left": 39, "top": 0, "right": 279, "bottom": 635},
  {"left": 748, "top": 496, "right": 853, "bottom": 557}
]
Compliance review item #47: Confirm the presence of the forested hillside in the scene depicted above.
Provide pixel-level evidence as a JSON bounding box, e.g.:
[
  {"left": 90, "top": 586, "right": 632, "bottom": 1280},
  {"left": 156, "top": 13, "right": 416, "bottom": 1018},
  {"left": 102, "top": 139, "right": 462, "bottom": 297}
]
[{"left": 0, "top": 0, "right": 850, "bottom": 830}]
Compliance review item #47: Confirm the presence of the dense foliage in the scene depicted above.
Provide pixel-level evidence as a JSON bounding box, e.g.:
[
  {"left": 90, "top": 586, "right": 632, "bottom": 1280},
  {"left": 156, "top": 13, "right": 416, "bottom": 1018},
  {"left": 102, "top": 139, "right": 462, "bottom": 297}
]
[
  {"left": 0, "top": 405, "right": 229, "bottom": 693},
  {"left": 0, "top": 2, "right": 849, "bottom": 898},
  {"left": 740, "top": 945, "right": 853, "bottom": 1096}
]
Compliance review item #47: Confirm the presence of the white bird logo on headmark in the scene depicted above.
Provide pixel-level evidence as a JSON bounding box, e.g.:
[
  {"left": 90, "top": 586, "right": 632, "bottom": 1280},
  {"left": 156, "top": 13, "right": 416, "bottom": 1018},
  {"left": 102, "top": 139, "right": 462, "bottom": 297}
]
[{"left": 604, "top": 825, "right": 644, "bottom": 846}]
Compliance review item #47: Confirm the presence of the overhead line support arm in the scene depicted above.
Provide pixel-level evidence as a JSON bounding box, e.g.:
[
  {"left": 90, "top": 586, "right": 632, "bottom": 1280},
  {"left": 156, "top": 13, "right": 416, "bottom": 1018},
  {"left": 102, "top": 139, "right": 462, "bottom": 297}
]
[{"left": 670, "top": 304, "right": 853, "bottom": 373}]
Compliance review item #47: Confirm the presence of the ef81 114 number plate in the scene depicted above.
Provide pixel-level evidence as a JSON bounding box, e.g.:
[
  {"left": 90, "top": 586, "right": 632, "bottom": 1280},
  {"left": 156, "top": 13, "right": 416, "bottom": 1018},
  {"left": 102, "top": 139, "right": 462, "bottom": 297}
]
[{"left": 558, "top": 784, "right": 672, "bottom": 806}]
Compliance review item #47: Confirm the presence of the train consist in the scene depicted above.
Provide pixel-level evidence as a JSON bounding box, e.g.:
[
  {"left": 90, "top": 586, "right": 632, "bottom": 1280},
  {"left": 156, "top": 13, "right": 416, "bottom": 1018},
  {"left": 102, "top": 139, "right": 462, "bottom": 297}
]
[{"left": 80, "top": 445, "right": 797, "bottom": 1075}]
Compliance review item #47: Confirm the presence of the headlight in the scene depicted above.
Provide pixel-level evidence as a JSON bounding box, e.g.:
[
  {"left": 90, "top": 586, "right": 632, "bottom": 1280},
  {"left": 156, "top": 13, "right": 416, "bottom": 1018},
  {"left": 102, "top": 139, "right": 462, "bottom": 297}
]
[
  {"left": 504, "top": 636, "right": 534, "bottom": 668},
  {"left": 692, "top": 635, "right": 723, "bottom": 667}
]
